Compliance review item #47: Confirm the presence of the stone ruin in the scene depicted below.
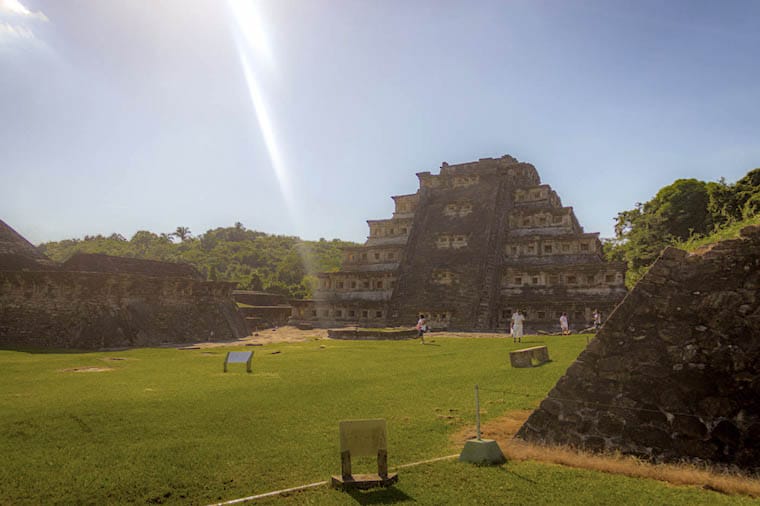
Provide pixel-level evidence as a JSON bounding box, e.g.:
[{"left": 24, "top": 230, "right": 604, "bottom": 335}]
[
  {"left": 62, "top": 252, "right": 204, "bottom": 280},
  {"left": 0, "top": 220, "right": 248, "bottom": 349},
  {"left": 0, "top": 218, "right": 58, "bottom": 271},
  {"left": 517, "top": 225, "right": 760, "bottom": 471},
  {"left": 231, "top": 290, "right": 293, "bottom": 330},
  {"left": 290, "top": 155, "right": 627, "bottom": 332}
]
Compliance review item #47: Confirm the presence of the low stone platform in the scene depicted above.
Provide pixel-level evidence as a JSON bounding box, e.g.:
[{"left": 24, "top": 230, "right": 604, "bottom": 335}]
[
  {"left": 328, "top": 328, "right": 418, "bottom": 340},
  {"left": 509, "top": 345, "right": 550, "bottom": 368}
]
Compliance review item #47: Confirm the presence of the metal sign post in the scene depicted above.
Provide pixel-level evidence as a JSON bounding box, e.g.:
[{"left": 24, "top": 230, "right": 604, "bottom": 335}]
[
  {"left": 458, "top": 384, "right": 506, "bottom": 465},
  {"left": 475, "top": 384, "right": 481, "bottom": 441}
]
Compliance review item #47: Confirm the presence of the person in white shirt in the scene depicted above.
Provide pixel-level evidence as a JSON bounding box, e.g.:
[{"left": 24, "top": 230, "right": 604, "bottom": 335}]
[
  {"left": 511, "top": 310, "right": 525, "bottom": 343},
  {"left": 416, "top": 314, "right": 427, "bottom": 344},
  {"left": 559, "top": 312, "right": 570, "bottom": 335}
]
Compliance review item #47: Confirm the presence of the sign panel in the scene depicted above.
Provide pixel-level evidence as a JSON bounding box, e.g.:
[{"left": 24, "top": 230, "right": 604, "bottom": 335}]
[
  {"left": 226, "top": 351, "right": 253, "bottom": 363},
  {"left": 339, "top": 419, "right": 387, "bottom": 457},
  {"left": 224, "top": 351, "right": 253, "bottom": 372}
]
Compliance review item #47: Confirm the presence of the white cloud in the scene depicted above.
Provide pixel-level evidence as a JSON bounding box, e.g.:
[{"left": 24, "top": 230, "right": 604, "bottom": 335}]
[
  {"left": 0, "top": 0, "right": 48, "bottom": 21},
  {"left": 0, "top": 0, "right": 48, "bottom": 46},
  {"left": 0, "top": 20, "right": 33, "bottom": 39}
]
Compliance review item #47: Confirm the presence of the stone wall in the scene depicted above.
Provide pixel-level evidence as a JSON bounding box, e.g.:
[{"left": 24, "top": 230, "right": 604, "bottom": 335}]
[
  {"left": 62, "top": 252, "right": 204, "bottom": 280},
  {"left": 0, "top": 270, "right": 248, "bottom": 349},
  {"left": 232, "top": 290, "right": 288, "bottom": 306},
  {"left": 517, "top": 225, "right": 760, "bottom": 471}
]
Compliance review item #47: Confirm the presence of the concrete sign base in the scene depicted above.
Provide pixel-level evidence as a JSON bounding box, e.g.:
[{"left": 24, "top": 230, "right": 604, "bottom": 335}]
[{"left": 458, "top": 439, "right": 506, "bottom": 465}]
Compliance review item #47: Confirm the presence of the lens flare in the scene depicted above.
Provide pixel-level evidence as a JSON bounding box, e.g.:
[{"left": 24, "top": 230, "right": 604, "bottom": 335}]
[
  {"left": 227, "top": 1, "right": 320, "bottom": 292},
  {"left": 227, "top": 0, "right": 294, "bottom": 210}
]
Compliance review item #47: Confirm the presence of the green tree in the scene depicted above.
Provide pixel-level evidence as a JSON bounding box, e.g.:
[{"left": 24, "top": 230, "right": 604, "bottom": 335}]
[
  {"left": 38, "top": 222, "right": 359, "bottom": 298},
  {"left": 735, "top": 168, "right": 760, "bottom": 218},
  {"left": 609, "top": 179, "right": 712, "bottom": 287},
  {"left": 173, "top": 226, "right": 192, "bottom": 242}
]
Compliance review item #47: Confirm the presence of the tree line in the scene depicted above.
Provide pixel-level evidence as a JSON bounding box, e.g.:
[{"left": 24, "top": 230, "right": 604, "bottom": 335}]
[
  {"left": 605, "top": 167, "right": 760, "bottom": 287},
  {"left": 38, "top": 222, "right": 358, "bottom": 299}
]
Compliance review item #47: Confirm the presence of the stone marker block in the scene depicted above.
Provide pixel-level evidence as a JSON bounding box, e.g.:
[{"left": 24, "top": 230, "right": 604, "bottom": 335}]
[{"left": 510, "top": 345, "right": 550, "bottom": 368}]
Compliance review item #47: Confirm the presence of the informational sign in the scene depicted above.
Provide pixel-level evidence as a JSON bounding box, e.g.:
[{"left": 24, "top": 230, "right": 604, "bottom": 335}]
[{"left": 339, "top": 419, "right": 387, "bottom": 457}]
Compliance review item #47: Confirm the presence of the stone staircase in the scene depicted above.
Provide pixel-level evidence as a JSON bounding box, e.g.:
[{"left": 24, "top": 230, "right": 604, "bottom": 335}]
[{"left": 473, "top": 178, "right": 512, "bottom": 330}]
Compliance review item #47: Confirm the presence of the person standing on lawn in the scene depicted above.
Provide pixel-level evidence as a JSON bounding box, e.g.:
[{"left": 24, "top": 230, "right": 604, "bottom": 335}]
[
  {"left": 416, "top": 314, "right": 427, "bottom": 344},
  {"left": 511, "top": 310, "right": 525, "bottom": 343}
]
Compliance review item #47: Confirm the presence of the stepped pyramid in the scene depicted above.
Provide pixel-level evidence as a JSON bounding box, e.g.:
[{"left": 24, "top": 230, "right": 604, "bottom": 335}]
[{"left": 291, "top": 155, "right": 627, "bottom": 331}]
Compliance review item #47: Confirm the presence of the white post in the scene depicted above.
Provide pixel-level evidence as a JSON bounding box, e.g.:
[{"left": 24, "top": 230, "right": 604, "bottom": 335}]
[{"left": 475, "top": 384, "right": 481, "bottom": 441}]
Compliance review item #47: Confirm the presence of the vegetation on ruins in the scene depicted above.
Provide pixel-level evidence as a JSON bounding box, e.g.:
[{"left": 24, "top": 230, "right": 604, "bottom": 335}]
[
  {"left": 605, "top": 168, "right": 760, "bottom": 287},
  {"left": 38, "top": 223, "right": 358, "bottom": 299},
  {"left": 674, "top": 214, "right": 760, "bottom": 253},
  {"left": 2, "top": 335, "right": 755, "bottom": 505}
]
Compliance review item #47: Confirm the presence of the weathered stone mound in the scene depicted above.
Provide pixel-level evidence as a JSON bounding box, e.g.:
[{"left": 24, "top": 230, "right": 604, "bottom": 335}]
[
  {"left": 517, "top": 225, "right": 760, "bottom": 471},
  {"left": 232, "top": 291, "right": 292, "bottom": 330},
  {"left": 232, "top": 290, "right": 289, "bottom": 306},
  {"left": 0, "top": 219, "right": 58, "bottom": 271},
  {"left": 0, "top": 221, "right": 248, "bottom": 350},
  {"left": 63, "top": 252, "right": 203, "bottom": 280},
  {"left": 0, "top": 271, "right": 248, "bottom": 349}
]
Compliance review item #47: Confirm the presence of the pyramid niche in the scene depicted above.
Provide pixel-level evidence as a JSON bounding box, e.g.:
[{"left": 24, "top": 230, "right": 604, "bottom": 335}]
[
  {"left": 290, "top": 155, "right": 627, "bottom": 331},
  {"left": 517, "top": 225, "right": 760, "bottom": 471}
]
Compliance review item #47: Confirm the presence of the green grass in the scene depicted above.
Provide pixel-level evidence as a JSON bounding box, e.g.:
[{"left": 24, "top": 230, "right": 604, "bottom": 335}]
[
  {"left": 0, "top": 335, "right": 755, "bottom": 505},
  {"left": 255, "top": 460, "right": 758, "bottom": 506},
  {"left": 675, "top": 215, "right": 760, "bottom": 252}
]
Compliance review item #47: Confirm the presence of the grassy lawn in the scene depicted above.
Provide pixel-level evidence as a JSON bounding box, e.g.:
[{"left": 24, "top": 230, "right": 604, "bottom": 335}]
[{"left": 1, "top": 334, "right": 755, "bottom": 505}]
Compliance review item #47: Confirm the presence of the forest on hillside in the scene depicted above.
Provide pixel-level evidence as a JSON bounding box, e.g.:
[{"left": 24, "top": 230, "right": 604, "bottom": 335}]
[
  {"left": 605, "top": 167, "right": 760, "bottom": 287},
  {"left": 38, "top": 223, "right": 358, "bottom": 299},
  {"left": 38, "top": 168, "right": 760, "bottom": 297}
]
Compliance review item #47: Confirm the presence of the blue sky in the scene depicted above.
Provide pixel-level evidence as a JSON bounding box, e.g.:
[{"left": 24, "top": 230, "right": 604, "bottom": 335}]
[{"left": 2, "top": 0, "right": 759, "bottom": 245}]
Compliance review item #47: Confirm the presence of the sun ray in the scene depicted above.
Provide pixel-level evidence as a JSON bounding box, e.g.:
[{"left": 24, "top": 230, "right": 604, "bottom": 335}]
[{"left": 227, "top": 1, "right": 319, "bottom": 282}]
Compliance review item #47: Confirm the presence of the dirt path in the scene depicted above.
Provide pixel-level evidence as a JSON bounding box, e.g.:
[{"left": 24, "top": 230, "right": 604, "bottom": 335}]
[
  {"left": 190, "top": 325, "right": 328, "bottom": 348},
  {"left": 190, "top": 326, "right": 516, "bottom": 349}
]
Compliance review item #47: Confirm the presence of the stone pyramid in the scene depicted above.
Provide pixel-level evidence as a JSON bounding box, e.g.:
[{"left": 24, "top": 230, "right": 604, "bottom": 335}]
[{"left": 517, "top": 225, "right": 760, "bottom": 471}]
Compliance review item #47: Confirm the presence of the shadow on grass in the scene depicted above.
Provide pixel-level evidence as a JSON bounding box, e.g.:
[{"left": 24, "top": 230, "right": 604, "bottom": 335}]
[
  {"left": 346, "top": 486, "right": 415, "bottom": 504},
  {"left": 499, "top": 466, "right": 538, "bottom": 484}
]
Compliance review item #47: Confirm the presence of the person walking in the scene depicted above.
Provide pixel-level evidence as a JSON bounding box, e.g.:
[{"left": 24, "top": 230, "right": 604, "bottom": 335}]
[
  {"left": 559, "top": 312, "right": 570, "bottom": 335},
  {"left": 511, "top": 310, "right": 525, "bottom": 343},
  {"left": 416, "top": 314, "right": 427, "bottom": 344},
  {"left": 593, "top": 309, "right": 602, "bottom": 330}
]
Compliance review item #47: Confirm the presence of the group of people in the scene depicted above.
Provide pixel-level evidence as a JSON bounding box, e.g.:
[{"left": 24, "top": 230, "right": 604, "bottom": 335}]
[
  {"left": 415, "top": 308, "right": 604, "bottom": 344},
  {"left": 509, "top": 309, "right": 603, "bottom": 340}
]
